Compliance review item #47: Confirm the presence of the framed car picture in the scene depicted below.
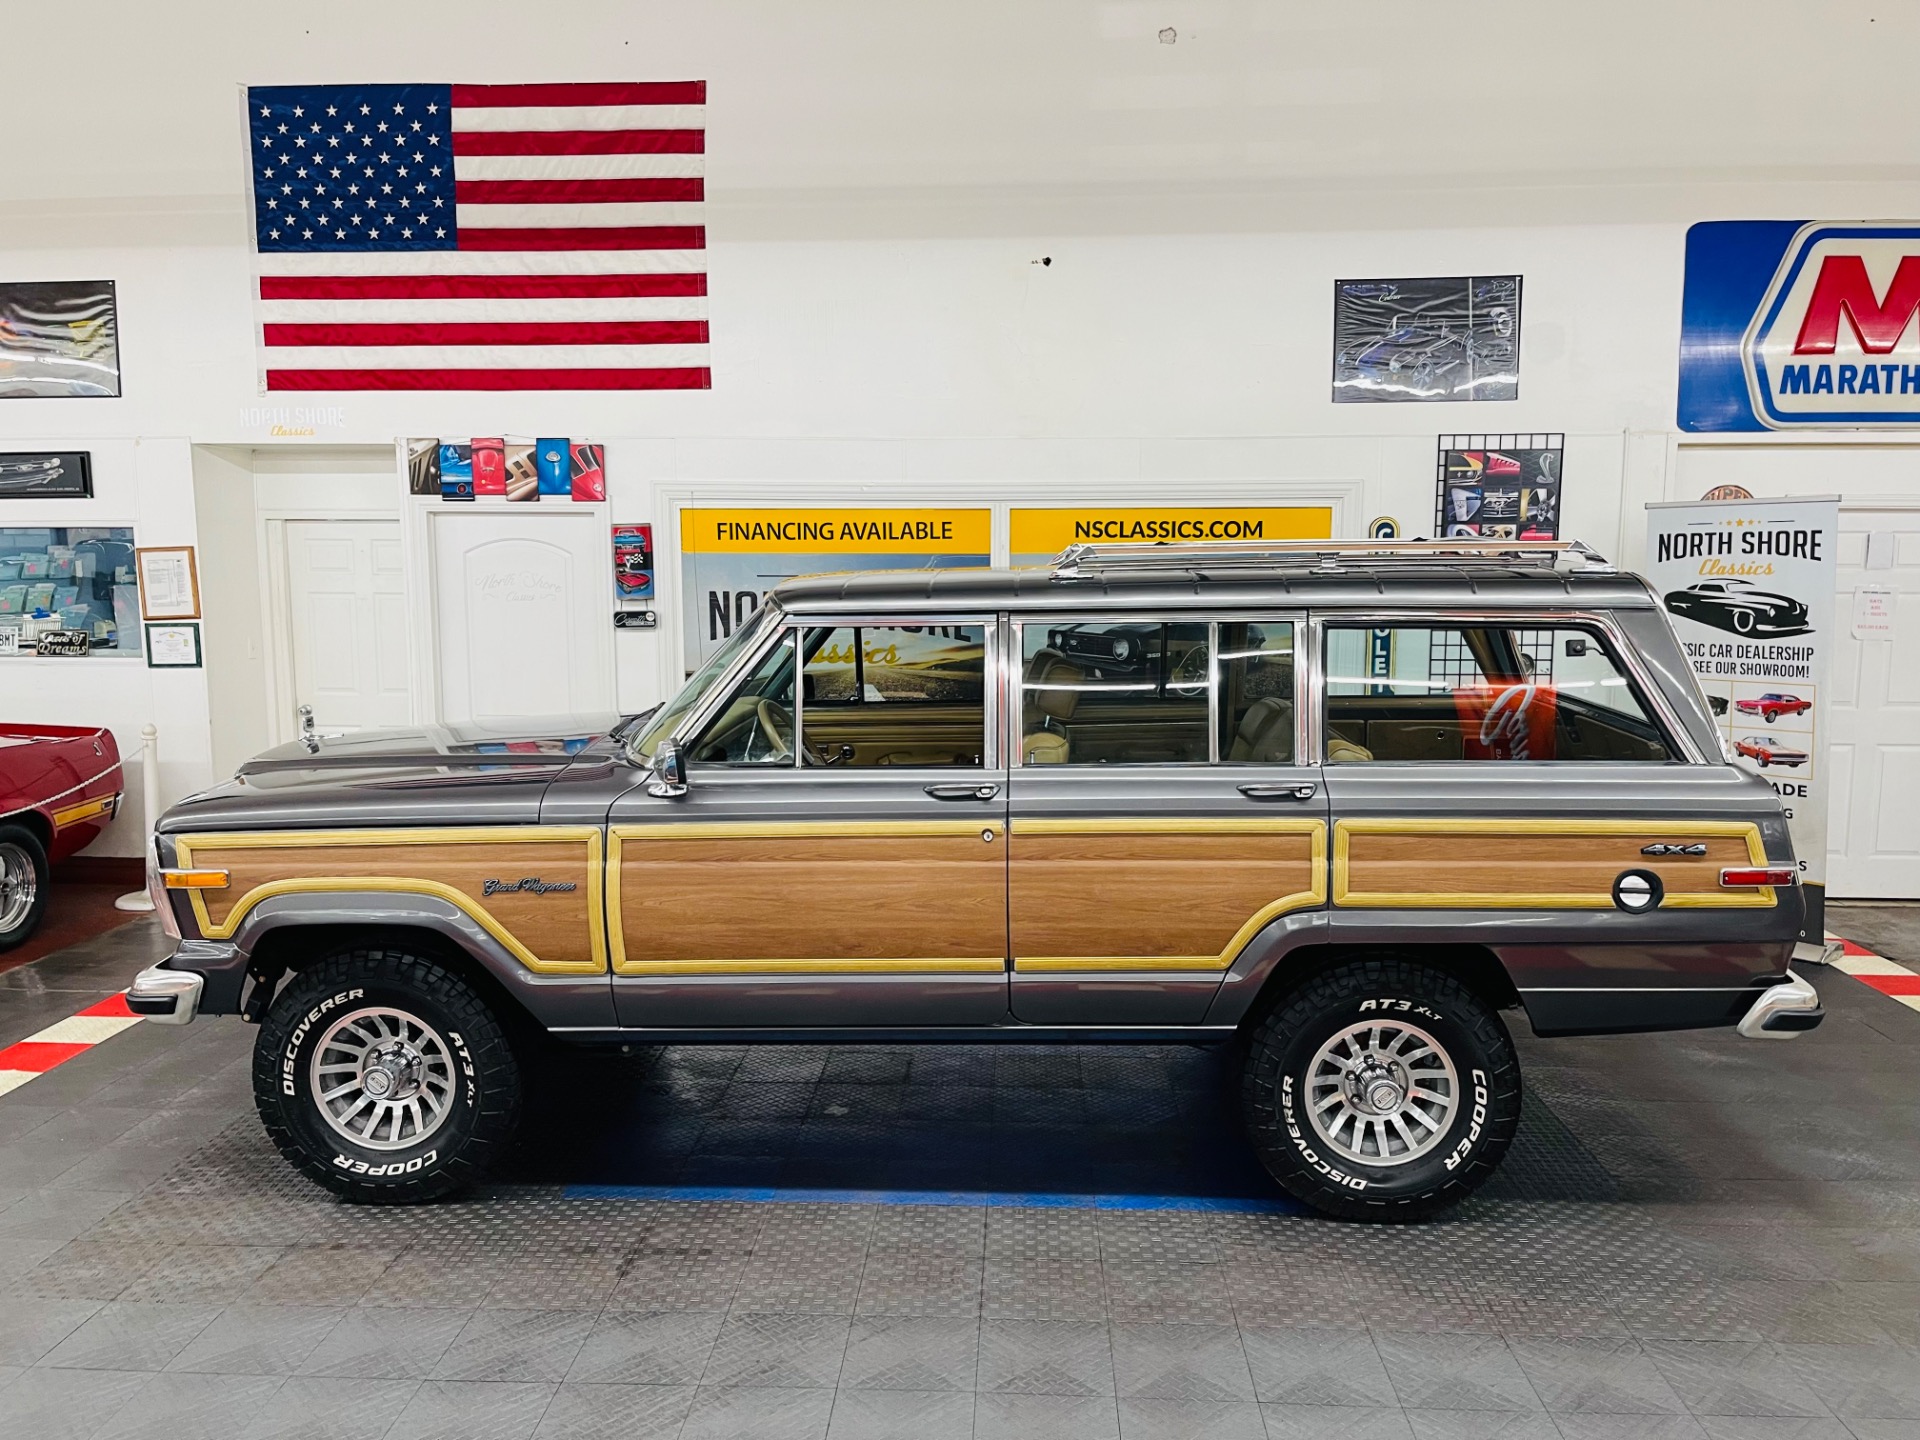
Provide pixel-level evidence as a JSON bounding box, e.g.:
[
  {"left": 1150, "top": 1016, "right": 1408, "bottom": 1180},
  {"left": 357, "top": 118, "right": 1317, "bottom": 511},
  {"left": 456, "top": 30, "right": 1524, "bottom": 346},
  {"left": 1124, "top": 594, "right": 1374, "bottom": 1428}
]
[
  {"left": 135, "top": 546, "right": 201, "bottom": 620},
  {"left": 0, "top": 282, "right": 121, "bottom": 398},
  {"left": 1333, "top": 276, "right": 1521, "bottom": 403},
  {"left": 0, "top": 452, "right": 92, "bottom": 499}
]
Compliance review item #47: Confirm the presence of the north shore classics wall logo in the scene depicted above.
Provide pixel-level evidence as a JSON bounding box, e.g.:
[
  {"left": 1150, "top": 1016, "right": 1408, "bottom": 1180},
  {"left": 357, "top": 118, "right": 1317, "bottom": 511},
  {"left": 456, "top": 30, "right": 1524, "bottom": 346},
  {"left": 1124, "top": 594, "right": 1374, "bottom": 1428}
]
[{"left": 1680, "top": 221, "right": 1920, "bottom": 430}]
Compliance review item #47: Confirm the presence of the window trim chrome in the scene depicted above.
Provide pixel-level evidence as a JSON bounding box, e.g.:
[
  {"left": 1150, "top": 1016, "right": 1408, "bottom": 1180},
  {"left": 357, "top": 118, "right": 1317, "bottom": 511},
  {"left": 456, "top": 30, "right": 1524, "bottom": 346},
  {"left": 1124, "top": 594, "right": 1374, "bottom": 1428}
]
[{"left": 1313, "top": 608, "right": 1706, "bottom": 766}]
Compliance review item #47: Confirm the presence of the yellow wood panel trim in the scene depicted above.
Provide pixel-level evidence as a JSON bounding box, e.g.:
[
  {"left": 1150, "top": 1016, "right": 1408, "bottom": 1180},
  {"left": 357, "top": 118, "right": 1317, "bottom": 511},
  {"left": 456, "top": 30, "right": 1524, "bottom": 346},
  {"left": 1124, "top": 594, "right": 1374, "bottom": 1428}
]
[
  {"left": 1013, "top": 817, "right": 1327, "bottom": 837},
  {"left": 52, "top": 795, "right": 116, "bottom": 829},
  {"left": 174, "top": 828, "right": 607, "bottom": 976},
  {"left": 1013, "top": 820, "right": 1327, "bottom": 974},
  {"left": 1332, "top": 818, "right": 1775, "bottom": 910},
  {"left": 617, "top": 957, "right": 1007, "bottom": 976},
  {"left": 606, "top": 821, "right": 1007, "bottom": 978}
]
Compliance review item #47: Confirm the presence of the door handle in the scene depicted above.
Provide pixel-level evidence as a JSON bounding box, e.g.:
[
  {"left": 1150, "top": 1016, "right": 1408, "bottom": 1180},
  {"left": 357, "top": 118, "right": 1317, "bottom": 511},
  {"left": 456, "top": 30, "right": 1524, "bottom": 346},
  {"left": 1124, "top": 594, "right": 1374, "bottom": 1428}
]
[
  {"left": 925, "top": 783, "right": 1001, "bottom": 801},
  {"left": 1238, "top": 782, "right": 1317, "bottom": 801}
]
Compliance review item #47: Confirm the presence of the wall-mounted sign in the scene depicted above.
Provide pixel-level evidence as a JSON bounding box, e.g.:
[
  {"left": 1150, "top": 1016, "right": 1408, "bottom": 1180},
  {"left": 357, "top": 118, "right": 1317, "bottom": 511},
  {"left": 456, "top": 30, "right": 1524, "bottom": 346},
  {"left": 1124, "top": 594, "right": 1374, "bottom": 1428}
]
[
  {"left": 135, "top": 546, "right": 200, "bottom": 620},
  {"left": 1333, "top": 276, "right": 1521, "bottom": 403},
  {"left": 1009, "top": 506, "right": 1332, "bottom": 567},
  {"left": 34, "top": 629, "right": 92, "bottom": 656},
  {"left": 680, "top": 507, "right": 991, "bottom": 670},
  {"left": 613, "top": 523, "right": 654, "bottom": 602},
  {"left": 0, "top": 452, "right": 92, "bottom": 499},
  {"left": 0, "top": 282, "right": 120, "bottom": 398},
  {"left": 1680, "top": 221, "right": 1920, "bottom": 430},
  {"left": 1645, "top": 494, "right": 1837, "bottom": 942},
  {"left": 1436, "top": 435, "right": 1563, "bottom": 540},
  {"left": 1367, "top": 516, "right": 1400, "bottom": 540}
]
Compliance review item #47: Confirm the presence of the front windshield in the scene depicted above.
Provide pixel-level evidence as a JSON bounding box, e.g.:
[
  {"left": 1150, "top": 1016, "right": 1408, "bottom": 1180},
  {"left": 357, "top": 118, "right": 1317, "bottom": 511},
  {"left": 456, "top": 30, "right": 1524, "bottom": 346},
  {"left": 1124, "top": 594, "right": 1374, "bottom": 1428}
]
[{"left": 626, "top": 605, "right": 777, "bottom": 762}]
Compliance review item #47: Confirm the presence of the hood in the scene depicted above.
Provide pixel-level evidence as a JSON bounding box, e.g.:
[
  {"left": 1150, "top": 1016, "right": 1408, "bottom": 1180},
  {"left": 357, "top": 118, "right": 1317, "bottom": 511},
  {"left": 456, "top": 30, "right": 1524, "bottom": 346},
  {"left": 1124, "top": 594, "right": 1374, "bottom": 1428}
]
[{"left": 156, "top": 714, "right": 632, "bottom": 835}]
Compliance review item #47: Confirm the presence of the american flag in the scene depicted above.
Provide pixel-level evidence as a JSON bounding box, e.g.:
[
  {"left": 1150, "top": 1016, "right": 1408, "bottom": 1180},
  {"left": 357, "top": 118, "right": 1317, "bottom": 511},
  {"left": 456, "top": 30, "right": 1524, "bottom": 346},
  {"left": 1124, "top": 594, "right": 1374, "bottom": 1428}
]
[{"left": 245, "top": 81, "right": 708, "bottom": 391}]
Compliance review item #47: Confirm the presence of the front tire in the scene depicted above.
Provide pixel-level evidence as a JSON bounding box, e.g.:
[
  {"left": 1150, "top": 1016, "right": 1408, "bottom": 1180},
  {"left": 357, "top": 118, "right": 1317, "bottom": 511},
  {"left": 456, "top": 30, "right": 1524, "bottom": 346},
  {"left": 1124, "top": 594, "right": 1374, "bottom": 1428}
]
[
  {"left": 0, "top": 824, "right": 50, "bottom": 953},
  {"left": 253, "top": 949, "right": 521, "bottom": 1203},
  {"left": 1242, "top": 958, "right": 1520, "bottom": 1222}
]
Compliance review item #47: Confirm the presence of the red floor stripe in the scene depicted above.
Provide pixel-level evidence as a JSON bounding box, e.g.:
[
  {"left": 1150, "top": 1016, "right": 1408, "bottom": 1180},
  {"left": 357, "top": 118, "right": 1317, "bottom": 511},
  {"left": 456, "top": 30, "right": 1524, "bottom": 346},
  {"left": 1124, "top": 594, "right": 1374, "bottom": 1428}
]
[
  {"left": 0, "top": 1040, "right": 93, "bottom": 1072},
  {"left": 78, "top": 993, "right": 136, "bottom": 1018},
  {"left": 1858, "top": 973, "right": 1920, "bottom": 996}
]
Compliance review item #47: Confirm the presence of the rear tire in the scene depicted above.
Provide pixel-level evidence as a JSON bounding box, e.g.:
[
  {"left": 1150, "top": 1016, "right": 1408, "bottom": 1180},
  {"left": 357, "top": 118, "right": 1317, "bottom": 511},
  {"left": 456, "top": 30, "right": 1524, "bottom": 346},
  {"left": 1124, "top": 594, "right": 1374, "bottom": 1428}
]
[
  {"left": 253, "top": 949, "right": 521, "bottom": 1203},
  {"left": 1242, "top": 958, "right": 1520, "bottom": 1222},
  {"left": 0, "top": 824, "right": 50, "bottom": 953}
]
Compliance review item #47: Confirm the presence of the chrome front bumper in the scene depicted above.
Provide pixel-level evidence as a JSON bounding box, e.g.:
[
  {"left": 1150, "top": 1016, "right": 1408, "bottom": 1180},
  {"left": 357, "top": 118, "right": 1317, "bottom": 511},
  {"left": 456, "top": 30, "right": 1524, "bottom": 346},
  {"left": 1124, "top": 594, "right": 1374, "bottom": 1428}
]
[
  {"left": 1737, "top": 969, "right": 1824, "bottom": 1039},
  {"left": 127, "top": 965, "right": 203, "bottom": 1026}
]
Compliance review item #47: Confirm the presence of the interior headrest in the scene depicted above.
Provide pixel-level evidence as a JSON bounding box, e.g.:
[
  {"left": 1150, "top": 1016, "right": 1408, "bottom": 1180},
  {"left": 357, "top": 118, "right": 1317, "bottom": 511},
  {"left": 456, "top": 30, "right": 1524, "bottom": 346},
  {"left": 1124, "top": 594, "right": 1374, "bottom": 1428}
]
[{"left": 1024, "top": 648, "right": 1084, "bottom": 723}]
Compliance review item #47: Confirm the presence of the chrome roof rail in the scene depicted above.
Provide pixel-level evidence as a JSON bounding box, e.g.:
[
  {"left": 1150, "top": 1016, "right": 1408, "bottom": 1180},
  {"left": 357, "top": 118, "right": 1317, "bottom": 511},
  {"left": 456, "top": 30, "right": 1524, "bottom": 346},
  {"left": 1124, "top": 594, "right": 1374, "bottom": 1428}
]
[{"left": 1050, "top": 537, "right": 1614, "bottom": 579}]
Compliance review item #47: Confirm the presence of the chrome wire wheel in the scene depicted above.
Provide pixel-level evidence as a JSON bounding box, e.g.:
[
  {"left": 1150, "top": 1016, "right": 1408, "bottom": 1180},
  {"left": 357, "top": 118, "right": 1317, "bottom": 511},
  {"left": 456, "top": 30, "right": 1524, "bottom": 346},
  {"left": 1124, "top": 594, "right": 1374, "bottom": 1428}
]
[
  {"left": 310, "top": 1006, "right": 457, "bottom": 1151},
  {"left": 1305, "top": 1019, "right": 1460, "bottom": 1168},
  {"left": 0, "top": 842, "right": 37, "bottom": 933}
]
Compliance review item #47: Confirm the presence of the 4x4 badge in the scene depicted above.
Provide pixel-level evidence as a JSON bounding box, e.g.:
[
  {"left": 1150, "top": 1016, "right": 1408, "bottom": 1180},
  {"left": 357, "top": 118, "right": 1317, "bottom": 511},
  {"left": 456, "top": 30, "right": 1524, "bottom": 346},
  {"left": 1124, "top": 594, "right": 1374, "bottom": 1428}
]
[{"left": 1640, "top": 842, "right": 1708, "bottom": 856}]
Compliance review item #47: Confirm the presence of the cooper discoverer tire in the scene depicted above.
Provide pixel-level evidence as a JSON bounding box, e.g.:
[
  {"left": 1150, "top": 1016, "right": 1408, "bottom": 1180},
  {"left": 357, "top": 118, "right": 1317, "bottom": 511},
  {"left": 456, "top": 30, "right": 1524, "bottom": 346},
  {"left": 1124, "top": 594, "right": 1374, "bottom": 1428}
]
[
  {"left": 0, "top": 823, "right": 50, "bottom": 953},
  {"left": 253, "top": 949, "right": 521, "bottom": 1203},
  {"left": 1242, "top": 958, "right": 1520, "bottom": 1222}
]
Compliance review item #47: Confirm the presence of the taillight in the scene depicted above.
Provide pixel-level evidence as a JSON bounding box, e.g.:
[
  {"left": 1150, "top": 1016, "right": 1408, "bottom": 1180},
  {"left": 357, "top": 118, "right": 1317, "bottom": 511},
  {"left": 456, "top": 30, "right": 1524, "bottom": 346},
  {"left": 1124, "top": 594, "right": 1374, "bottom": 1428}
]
[{"left": 1721, "top": 866, "right": 1797, "bottom": 888}]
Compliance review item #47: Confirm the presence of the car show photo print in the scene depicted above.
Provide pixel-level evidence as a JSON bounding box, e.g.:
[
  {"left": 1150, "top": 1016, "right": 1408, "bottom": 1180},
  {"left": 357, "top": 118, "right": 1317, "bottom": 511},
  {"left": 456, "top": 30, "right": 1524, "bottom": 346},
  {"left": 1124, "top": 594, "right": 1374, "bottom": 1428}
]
[{"left": 1332, "top": 275, "right": 1521, "bottom": 402}]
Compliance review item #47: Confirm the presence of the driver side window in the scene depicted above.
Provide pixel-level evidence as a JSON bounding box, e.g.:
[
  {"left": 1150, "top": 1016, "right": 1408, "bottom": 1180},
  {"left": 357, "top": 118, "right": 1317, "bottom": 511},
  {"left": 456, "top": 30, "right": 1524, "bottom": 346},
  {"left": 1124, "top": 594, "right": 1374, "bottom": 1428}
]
[{"left": 687, "top": 630, "right": 797, "bottom": 767}]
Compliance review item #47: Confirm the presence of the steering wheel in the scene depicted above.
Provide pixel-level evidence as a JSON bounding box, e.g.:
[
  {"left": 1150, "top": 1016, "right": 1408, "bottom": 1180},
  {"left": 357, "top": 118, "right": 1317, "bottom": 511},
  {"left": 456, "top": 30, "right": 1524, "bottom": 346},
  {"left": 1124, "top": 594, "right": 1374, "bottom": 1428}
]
[{"left": 752, "top": 699, "right": 826, "bottom": 765}]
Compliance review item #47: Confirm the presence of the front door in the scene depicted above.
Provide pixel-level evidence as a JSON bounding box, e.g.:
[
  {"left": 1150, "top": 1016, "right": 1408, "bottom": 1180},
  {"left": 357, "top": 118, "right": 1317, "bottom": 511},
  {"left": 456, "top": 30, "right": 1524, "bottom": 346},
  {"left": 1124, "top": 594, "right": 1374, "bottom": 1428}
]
[
  {"left": 284, "top": 519, "right": 410, "bottom": 733},
  {"left": 607, "top": 615, "right": 1009, "bottom": 1028},
  {"left": 1007, "top": 613, "right": 1327, "bottom": 1025}
]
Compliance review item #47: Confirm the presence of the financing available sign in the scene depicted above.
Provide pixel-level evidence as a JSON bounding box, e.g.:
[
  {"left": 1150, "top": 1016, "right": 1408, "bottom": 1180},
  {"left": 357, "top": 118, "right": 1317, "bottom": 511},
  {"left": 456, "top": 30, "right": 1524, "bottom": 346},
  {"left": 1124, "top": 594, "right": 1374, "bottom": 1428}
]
[
  {"left": 1644, "top": 495, "right": 1837, "bottom": 941},
  {"left": 1680, "top": 221, "right": 1920, "bottom": 430}
]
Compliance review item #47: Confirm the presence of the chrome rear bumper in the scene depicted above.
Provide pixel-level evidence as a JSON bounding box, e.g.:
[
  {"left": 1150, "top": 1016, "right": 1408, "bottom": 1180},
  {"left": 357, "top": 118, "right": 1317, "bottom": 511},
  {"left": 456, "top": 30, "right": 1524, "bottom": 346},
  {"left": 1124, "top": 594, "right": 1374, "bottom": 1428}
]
[
  {"left": 127, "top": 965, "right": 203, "bottom": 1026},
  {"left": 1737, "top": 969, "right": 1824, "bottom": 1039}
]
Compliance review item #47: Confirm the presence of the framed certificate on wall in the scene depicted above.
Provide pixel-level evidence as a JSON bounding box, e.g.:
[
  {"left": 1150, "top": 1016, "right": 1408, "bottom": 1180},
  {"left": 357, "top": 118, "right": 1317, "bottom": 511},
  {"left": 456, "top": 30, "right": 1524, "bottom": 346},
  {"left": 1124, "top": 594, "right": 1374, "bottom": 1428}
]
[
  {"left": 135, "top": 546, "right": 200, "bottom": 620},
  {"left": 144, "top": 622, "right": 202, "bottom": 667}
]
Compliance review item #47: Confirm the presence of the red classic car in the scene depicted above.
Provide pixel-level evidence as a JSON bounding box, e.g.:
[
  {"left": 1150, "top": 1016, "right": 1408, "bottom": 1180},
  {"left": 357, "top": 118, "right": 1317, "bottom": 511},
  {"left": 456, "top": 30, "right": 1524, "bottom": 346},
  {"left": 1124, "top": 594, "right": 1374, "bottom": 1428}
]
[
  {"left": 0, "top": 723, "right": 123, "bottom": 949},
  {"left": 1734, "top": 692, "right": 1812, "bottom": 723},
  {"left": 1735, "top": 734, "right": 1810, "bottom": 769}
]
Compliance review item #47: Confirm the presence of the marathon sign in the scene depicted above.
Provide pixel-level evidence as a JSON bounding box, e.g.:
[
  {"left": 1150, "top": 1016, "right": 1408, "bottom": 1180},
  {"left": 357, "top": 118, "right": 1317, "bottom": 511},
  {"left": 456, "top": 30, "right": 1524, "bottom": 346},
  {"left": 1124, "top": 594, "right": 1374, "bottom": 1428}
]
[{"left": 1680, "top": 221, "right": 1920, "bottom": 430}]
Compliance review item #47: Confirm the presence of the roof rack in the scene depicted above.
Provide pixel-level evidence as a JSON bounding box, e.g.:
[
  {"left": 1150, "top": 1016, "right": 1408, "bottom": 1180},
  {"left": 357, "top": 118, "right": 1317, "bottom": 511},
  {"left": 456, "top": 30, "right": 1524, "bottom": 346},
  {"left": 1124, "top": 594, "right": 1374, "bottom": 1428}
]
[{"left": 1050, "top": 537, "right": 1614, "bottom": 579}]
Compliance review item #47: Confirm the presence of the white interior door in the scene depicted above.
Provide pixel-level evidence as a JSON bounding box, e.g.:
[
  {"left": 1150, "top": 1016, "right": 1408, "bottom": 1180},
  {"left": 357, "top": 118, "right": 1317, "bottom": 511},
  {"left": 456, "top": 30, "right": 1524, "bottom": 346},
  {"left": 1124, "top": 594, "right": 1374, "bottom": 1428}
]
[
  {"left": 430, "top": 510, "right": 614, "bottom": 726},
  {"left": 1830, "top": 509, "right": 1920, "bottom": 898},
  {"left": 284, "top": 519, "right": 411, "bottom": 733}
]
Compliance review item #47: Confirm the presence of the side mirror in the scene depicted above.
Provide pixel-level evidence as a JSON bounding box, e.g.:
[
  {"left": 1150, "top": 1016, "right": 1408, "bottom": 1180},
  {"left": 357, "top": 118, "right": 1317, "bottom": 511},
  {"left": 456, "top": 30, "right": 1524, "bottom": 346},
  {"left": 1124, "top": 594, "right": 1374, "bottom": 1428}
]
[{"left": 646, "top": 740, "right": 689, "bottom": 798}]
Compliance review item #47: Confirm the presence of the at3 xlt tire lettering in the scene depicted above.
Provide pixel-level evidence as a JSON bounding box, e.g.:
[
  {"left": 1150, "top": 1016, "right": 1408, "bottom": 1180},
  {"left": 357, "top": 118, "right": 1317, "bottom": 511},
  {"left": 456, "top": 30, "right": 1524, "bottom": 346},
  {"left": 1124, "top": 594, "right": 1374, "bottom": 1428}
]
[
  {"left": 1242, "top": 958, "right": 1521, "bottom": 1222},
  {"left": 252, "top": 948, "right": 521, "bottom": 1204}
]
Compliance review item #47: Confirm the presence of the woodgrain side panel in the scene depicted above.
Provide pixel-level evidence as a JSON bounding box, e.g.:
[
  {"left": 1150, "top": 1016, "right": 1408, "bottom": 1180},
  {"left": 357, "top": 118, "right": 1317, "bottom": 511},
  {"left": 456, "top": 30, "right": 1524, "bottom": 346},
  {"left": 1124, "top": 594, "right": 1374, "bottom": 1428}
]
[
  {"left": 1335, "top": 821, "right": 1772, "bottom": 909},
  {"left": 615, "top": 828, "right": 1006, "bottom": 973},
  {"left": 176, "top": 830, "right": 603, "bottom": 973},
  {"left": 1010, "top": 826, "right": 1322, "bottom": 968}
]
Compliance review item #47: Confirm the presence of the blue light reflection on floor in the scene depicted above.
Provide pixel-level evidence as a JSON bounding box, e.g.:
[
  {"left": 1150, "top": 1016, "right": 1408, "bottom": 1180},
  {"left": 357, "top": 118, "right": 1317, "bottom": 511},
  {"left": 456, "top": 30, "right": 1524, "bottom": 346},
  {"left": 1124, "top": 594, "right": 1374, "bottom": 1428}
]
[{"left": 562, "top": 1183, "right": 1299, "bottom": 1214}]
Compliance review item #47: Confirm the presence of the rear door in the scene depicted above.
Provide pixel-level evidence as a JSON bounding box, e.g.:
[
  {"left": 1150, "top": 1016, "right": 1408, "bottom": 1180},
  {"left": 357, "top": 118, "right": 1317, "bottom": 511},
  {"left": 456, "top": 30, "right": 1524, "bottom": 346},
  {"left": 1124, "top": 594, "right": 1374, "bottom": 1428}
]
[
  {"left": 606, "top": 614, "right": 1010, "bottom": 1029},
  {"left": 1318, "top": 612, "right": 1797, "bottom": 1033},
  {"left": 1007, "top": 611, "right": 1328, "bottom": 1025}
]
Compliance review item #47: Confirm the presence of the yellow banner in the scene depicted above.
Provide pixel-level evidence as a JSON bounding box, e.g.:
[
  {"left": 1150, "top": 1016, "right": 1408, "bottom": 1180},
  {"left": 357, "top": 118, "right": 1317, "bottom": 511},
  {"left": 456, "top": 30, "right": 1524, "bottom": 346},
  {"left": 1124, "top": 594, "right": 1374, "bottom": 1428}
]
[
  {"left": 1010, "top": 505, "right": 1333, "bottom": 558},
  {"left": 682, "top": 507, "right": 991, "bottom": 555}
]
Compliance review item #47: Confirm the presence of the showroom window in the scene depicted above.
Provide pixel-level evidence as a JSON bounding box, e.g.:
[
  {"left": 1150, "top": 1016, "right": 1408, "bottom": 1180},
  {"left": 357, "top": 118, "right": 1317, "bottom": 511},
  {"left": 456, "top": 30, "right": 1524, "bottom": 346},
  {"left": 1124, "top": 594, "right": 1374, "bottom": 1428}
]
[
  {"left": 0, "top": 526, "right": 141, "bottom": 657},
  {"left": 1019, "top": 617, "right": 1297, "bottom": 765},
  {"left": 1323, "top": 623, "right": 1671, "bottom": 763}
]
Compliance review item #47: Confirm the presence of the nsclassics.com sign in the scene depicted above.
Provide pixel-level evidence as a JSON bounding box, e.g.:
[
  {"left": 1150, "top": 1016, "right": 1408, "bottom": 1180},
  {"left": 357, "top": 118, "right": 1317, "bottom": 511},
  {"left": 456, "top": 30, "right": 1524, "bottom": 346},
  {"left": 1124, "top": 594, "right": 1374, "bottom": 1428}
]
[
  {"left": 1680, "top": 221, "right": 1920, "bottom": 430},
  {"left": 1644, "top": 496, "right": 1838, "bottom": 937}
]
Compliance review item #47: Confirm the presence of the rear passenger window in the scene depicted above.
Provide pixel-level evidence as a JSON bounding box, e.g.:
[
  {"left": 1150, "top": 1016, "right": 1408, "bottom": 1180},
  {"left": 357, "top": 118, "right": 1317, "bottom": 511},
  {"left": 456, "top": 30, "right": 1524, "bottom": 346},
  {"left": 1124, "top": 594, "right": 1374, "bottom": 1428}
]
[
  {"left": 1323, "top": 624, "right": 1670, "bottom": 764},
  {"left": 1019, "top": 618, "right": 1296, "bottom": 765}
]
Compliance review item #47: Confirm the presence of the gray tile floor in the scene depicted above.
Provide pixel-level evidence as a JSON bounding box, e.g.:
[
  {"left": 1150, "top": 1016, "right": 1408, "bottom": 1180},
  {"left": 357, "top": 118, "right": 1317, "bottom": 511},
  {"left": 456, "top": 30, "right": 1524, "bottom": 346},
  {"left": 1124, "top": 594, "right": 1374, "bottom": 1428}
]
[{"left": 1, "top": 914, "right": 1918, "bottom": 1439}]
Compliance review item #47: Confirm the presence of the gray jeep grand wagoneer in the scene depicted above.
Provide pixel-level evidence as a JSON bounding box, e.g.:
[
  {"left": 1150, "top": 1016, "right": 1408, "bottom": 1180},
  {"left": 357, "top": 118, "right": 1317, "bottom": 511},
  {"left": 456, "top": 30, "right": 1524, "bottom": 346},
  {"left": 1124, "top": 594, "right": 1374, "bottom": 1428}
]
[{"left": 130, "top": 540, "right": 1822, "bottom": 1220}]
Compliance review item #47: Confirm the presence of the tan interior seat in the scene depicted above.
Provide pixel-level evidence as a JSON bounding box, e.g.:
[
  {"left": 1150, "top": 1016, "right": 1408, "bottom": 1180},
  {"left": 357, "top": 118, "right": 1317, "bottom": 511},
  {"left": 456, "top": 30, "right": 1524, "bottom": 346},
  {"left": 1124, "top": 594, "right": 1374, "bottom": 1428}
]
[
  {"left": 1022, "top": 649, "right": 1083, "bottom": 764},
  {"left": 1326, "top": 735, "right": 1375, "bottom": 763},
  {"left": 1227, "top": 696, "right": 1293, "bottom": 762}
]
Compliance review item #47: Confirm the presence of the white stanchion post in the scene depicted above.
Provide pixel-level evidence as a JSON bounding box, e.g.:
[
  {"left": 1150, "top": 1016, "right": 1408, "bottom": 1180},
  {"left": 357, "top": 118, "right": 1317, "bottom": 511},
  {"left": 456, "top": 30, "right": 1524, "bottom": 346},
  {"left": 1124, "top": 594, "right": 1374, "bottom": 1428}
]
[{"left": 113, "top": 723, "right": 159, "bottom": 913}]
